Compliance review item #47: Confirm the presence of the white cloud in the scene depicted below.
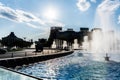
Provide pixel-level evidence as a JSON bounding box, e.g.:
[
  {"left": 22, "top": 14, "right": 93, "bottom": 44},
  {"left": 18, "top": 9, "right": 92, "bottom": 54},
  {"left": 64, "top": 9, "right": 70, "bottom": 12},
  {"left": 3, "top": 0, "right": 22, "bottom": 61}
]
[
  {"left": 76, "top": 0, "right": 91, "bottom": 11},
  {"left": 118, "top": 15, "right": 120, "bottom": 24},
  {"left": 0, "top": 2, "right": 64, "bottom": 30},
  {"left": 0, "top": 4, "right": 45, "bottom": 26},
  {"left": 26, "top": 23, "right": 39, "bottom": 29},
  {"left": 90, "top": 0, "right": 96, "bottom": 3},
  {"left": 95, "top": 0, "right": 120, "bottom": 30},
  {"left": 98, "top": 0, "right": 120, "bottom": 13}
]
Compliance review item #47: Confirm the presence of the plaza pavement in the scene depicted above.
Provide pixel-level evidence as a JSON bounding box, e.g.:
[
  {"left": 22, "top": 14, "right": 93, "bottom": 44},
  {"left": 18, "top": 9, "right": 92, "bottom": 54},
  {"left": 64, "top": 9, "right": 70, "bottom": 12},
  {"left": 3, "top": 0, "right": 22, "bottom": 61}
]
[{"left": 0, "top": 49, "right": 58, "bottom": 60}]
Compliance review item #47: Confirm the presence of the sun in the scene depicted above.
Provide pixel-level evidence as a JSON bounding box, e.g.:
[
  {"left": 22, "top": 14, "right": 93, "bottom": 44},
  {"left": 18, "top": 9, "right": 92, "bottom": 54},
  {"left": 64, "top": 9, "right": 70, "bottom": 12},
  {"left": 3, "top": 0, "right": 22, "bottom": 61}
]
[{"left": 43, "top": 6, "right": 58, "bottom": 20}]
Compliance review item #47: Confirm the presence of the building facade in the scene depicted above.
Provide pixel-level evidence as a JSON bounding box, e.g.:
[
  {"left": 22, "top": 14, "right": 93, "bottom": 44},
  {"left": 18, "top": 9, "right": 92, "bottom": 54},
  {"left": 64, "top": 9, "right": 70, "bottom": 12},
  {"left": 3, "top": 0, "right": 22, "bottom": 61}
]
[{"left": 47, "top": 27, "right": 91, "bottom": 49}]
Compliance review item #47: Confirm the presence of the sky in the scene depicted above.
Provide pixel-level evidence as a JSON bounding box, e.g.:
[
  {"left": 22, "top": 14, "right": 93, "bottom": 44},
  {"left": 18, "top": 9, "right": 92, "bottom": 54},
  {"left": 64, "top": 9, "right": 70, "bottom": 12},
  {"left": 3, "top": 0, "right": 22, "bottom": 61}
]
[{"left": 0, "top": 0, "right": 119, "bottom": 41}]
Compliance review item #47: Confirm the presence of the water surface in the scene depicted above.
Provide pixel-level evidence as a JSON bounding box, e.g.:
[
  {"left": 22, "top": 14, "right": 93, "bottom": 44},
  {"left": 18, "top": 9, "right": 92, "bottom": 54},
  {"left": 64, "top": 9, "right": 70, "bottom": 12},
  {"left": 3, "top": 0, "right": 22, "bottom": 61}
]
[{"left": 16, "top": 51, "right": 120, "bottom": 80}]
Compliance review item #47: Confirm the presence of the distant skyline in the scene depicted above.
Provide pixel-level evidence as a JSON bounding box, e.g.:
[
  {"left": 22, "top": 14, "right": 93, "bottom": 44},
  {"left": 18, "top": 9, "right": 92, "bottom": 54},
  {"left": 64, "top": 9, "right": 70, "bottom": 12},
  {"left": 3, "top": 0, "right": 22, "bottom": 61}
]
[{"left": 0, "top": 0, "right": 120, "bottom": 40}]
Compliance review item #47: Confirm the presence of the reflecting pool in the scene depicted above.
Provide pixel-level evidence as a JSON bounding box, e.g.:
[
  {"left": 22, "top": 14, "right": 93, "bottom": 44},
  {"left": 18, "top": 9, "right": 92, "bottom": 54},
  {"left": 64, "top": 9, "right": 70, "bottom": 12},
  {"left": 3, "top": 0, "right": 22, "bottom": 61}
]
[{"left": 16, "top": 51, "right": 120, "bottom": 80}]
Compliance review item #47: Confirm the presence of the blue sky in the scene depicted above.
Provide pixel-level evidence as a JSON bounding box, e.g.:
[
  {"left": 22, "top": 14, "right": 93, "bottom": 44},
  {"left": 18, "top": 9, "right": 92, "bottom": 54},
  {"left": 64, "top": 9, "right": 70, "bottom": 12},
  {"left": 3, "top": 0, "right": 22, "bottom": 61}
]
[{"left": 0, "top": 0, "right": 119, "bottom": 40}]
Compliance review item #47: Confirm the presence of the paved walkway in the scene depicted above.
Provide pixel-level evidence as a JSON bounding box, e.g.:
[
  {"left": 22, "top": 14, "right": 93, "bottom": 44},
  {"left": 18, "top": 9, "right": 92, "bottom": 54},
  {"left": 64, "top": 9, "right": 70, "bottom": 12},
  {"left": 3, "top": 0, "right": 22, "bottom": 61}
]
[{"left": 0, "top": 49, "right": 59, "bottom": 60}]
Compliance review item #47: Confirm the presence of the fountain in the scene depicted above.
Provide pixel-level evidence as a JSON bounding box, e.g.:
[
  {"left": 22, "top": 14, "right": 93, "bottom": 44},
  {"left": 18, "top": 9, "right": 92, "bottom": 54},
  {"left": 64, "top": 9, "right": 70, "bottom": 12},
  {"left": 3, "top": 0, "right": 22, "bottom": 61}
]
[
  {"left": 81, "top": 29, "right": 120, "bottom": 61},
  {"left": 62, "top": 40, "right": 67, "bottom": 49},
  {"left": 91, "top": 30, "right": 118, "bottom": 53},
  {"left": 79, "top": 0, "right": 120, "bottom": 61},
  {"left": 73, "top": 39, "right": 79, "bottom": 50},
  {"left": 94, "top": 0, "right": 120, "bottom": 52},
  {"left": 82, "top": 36, "right": 90, "bottom": 51},
  {"left": 51, "top": 40, "right": 56, "bottom": 49}
]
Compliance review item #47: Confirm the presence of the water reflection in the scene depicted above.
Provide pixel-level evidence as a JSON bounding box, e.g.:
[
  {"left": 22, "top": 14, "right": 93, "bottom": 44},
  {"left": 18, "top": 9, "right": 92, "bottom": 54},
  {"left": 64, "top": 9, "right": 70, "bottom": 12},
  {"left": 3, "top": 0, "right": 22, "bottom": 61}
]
[{"left": 16, "top": 51, "right": 120, "bottom": 80}]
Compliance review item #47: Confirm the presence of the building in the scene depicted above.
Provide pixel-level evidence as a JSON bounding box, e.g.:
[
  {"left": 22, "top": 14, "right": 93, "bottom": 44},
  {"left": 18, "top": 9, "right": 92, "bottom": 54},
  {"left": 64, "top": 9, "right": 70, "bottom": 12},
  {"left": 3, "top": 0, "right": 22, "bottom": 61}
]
[{"left": 47, "top": 27, "right": 91, "bottom": 49}]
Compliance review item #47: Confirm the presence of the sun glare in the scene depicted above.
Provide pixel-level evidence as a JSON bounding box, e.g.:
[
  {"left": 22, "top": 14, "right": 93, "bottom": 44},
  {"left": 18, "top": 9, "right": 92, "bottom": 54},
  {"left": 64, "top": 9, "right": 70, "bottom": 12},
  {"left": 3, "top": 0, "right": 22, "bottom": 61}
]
[{"left": 43, "top": 6, "right": 58, "bottom": 20}]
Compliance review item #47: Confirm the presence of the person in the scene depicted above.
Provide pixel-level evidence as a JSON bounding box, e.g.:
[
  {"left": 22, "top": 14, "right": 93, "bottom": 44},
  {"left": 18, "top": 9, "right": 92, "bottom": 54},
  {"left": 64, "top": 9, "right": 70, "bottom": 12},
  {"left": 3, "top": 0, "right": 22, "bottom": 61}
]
[{"left": 35, "top": 43, "right": 43, "bottom": 52}]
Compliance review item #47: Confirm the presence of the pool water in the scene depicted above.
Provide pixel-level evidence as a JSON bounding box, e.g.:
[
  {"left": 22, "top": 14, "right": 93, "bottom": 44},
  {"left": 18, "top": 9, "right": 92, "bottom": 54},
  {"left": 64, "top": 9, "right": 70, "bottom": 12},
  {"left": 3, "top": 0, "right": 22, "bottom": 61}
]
[
  {"left": 16, "top": 51, "right": 120, "bottom": 80},
  {"left": 0, "top": 67, "right": 38, "bottom": 80}
]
